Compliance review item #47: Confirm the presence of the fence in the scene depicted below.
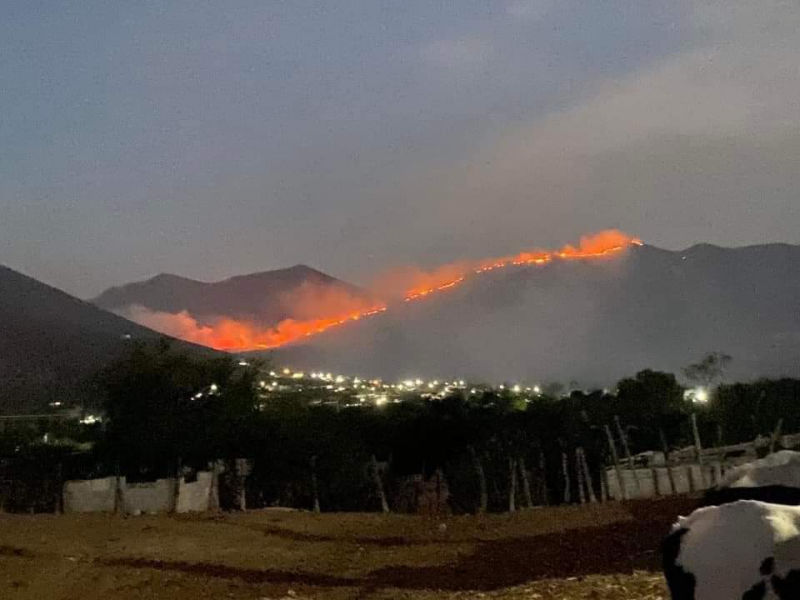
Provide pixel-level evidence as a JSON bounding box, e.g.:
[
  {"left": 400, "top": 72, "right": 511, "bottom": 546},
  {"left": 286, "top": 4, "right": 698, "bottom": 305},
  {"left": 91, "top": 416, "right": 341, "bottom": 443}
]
[
  {"left": 605, "top": 462, "right": 722, "bottom": 500},
  {"left": 603, "top": 431, "right": 800, "bottom": 500}
]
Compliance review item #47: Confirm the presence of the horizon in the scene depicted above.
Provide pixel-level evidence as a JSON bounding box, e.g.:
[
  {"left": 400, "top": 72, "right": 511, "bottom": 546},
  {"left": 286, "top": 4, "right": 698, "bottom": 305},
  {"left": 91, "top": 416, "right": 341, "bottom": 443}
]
[
  {"left": 3, "top": 1, "right": 799, "bottom": 298},
  {"left": 7, "top": 234, "right": 800, "bottom": 301}
]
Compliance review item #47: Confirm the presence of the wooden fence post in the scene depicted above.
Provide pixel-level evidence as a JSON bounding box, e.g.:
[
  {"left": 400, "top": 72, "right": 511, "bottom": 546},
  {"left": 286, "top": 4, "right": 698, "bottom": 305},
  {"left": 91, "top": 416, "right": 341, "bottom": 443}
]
[
  {"left": 687, "top": 464, "right": 696, "bottom": 494},
  {"left": 604, "top": 424, "right": 627, "bottom": 500},
  {"left": 614, "top": 416, "right": 641, "bottom": 495},
  {"left": 691, "top": 413, "right": 706, "bottom": 489},
  {"left": 600, "top": 469, "right": 609, "bottom": 502},
  {"left": 561, "top": 451, "right": 571, "bottom": 504},
  {"left": 172, "top": 457, "right": 182, "bottom": 513},
  {"left": 575, "top": 448, "right": 586, "bottom": 504},
  {"left": 209, "top": 460, "right": 220, "bottom": 512},
  {"left": 370, "top": 455, "right": 390, "bottom": 513},
  {"left": 114, "top": 462, "right": 123, "bottom": 515},
  {"left": 578, "top": 447, "right": 598, "bottom": 503},
  {"left": 518, "top": 456, "right": 533, "bottom": 509},
  {"left": 469, "top": 446, "right": 488, "bottom": 514},
  {"left": 310, "top": 455, "right": 321, "bottom": 513},
  {"left": 54, "top": 461, "right": 63, "bottom": 515},
  {"left": 508, "top": 457, "right": 517, "bottom": 512},
  {"left": 659, "top": 429, "right": 677, "bottom": 496},
  {"left": 770, "top": 419, "right": 784, "bottom": 455},
  {"left": 538, "top": 449, "right": 550, "bottom": 506}
]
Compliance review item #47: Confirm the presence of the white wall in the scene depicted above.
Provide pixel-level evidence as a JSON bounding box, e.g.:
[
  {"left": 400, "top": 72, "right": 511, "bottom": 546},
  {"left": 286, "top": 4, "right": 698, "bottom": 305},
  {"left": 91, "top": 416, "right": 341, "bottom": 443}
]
[
  {"left": 63, "top": 472, "right": 214, "bottom": 514},
  {"left": 63, "top": 476, "right": 117, "bottom": 513},
  {"left": 176, "top": 471, "right": 213, "bottom": 513},
  {"left": 123, "top": 478, "right": 175, "bottom": 514}
]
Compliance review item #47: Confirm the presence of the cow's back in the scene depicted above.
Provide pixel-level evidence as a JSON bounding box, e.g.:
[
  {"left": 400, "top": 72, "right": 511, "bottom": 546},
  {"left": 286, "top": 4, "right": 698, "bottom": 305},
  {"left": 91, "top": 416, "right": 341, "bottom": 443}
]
[{"left": 663, "top": 500, "right": 800, "bottom": 600}]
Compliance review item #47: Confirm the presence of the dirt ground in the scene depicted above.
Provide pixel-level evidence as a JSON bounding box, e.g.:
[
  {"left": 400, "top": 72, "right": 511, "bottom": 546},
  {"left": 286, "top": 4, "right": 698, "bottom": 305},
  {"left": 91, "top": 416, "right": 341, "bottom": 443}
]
[{"left": 0, "top": 497, "right": 696, "bottom": 599}]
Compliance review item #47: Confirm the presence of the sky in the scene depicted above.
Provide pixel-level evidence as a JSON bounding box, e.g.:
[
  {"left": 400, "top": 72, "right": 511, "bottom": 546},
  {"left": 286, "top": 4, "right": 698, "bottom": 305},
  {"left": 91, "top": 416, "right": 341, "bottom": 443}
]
[{"left": 2, "top": 1, "right": 799, "bottom": 298}]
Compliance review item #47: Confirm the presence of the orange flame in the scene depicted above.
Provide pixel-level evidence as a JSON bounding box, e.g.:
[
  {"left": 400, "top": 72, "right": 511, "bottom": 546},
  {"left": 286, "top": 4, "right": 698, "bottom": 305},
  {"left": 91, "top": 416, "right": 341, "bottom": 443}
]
[
  {"left": 123, "top": 304, "right": 388, "bottom": 352},
  {"left": 401, "top": 229, "right": 642, "bottom": 302},
  {"left": 122, "top": 230, "right": 642, "bottom": 351}
]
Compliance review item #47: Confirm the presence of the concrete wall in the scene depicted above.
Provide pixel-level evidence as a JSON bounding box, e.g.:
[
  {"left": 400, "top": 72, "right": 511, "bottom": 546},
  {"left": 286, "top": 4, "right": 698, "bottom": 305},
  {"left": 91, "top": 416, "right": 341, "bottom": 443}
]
[
  {"left": 63, "top": 472, "right": 214, "bottom": 514},
  {"left": 123, "top": 478, "right": 175, "bottom": 514},
  {"left": 63, "top": 476, "right": 117, "bottom": 513},
  {"left": 176, "top": 471, "right": 213, "bottom": 513}
]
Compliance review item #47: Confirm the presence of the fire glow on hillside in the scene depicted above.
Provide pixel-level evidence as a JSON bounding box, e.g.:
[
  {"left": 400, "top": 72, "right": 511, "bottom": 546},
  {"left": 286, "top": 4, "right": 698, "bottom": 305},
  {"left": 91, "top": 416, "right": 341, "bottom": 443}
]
[
  {"left": 401, "top": 229, "right": 642, "bottom": 302},
  {"left": 124, "top": 230, "right": 642, "bottom": 351}
]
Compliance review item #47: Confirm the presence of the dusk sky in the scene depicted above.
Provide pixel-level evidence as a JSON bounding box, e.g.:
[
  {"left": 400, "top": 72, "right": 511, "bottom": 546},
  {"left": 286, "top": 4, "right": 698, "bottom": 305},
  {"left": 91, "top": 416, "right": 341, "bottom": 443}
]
[{"left": 2, "top": 1, "right": 799, "bottom": 298}]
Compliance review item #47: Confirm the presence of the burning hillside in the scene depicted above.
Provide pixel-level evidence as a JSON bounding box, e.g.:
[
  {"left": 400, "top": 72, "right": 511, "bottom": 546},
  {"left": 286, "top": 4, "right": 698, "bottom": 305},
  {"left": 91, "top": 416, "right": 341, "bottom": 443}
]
[
  {"left": 107, "top": 230, "right": 642, "bottom": 352},
  {"left": 399, "top": 230, "right": 642, "bottom": 302},
  {"left": 272, "top": 241, "right": 800, "bottom": 385}
]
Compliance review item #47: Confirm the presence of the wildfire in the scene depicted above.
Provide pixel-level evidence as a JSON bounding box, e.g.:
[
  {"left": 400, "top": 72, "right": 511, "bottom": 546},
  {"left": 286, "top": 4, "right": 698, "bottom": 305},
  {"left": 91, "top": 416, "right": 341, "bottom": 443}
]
[
  {"left": 254, "top": 305, "right": 389, "bottom": 349},
  {"left": 124, "top": 230, "right": 642, "bottom": 351},
  {"left": 400, "top": 229, "right": 642, "bottom": 302},
  {"left": 124, "top": 304, "right": 389, "bottom": 352},
  {"left": 403, "top": 276, "right": 465, "bottom": 302}
]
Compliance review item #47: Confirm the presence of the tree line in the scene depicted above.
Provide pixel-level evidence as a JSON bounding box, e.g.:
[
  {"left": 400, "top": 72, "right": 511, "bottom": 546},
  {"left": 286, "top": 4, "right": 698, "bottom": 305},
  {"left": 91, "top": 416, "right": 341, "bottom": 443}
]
[{"left": 2, "top": 342, "right": 799, "bottom": 513}]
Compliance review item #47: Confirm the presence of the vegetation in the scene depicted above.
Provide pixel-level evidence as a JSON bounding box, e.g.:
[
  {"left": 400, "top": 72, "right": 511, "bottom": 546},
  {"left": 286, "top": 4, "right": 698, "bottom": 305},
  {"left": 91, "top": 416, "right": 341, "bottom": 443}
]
[
  {"left": 683, "top": 351, "right": 732, "bottom": 388},
  {"left": 2, "top": 343, "right": 798, "bottom": 513}
]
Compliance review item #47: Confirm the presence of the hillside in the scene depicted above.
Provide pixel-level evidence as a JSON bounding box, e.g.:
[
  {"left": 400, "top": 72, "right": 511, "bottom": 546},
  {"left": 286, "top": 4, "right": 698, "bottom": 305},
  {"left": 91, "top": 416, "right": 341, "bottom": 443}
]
[
  {"left": 93, "top": 265, "right": 374, "bottom": 328},
  {"left": 0, "top": 264, "right": 218, "bottom": 414},
  {"left": 265, "top": 243, "right": 800, "bottom": 385}
]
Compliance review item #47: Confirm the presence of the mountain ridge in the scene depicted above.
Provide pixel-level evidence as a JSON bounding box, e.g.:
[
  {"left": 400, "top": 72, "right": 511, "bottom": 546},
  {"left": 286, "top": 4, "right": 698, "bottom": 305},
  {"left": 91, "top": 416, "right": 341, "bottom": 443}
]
[
  {"left": 260, "top": 242, "right": 800, "bottom": 385},
  {"left": 93, "top": 263, "right": 373, "bottom": 328},
  {"left": 0, "top": 264, "right": 221, "bottom": 414}
]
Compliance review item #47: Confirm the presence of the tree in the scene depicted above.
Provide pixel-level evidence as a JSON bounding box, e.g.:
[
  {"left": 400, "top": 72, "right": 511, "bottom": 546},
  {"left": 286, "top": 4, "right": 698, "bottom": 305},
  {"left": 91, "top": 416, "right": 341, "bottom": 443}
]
[
  {"left": 712, "top": 378, "right": 800, "bottom": 445},
  {"left": 683, "top": 352, "right": 732, "bottom": 388},
  {"left": 615, "top": 370, "right": 688, "bottom": 452},
  {"left": 100, "top": 339, "right": 259, "bottom": 478}
]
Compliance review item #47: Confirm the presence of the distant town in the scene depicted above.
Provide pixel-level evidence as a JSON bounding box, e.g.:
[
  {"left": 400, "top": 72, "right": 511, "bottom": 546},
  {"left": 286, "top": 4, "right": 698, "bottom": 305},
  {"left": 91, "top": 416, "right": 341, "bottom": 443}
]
[{"left": 248, "top": 362, "right": 545, "bottom": 409}]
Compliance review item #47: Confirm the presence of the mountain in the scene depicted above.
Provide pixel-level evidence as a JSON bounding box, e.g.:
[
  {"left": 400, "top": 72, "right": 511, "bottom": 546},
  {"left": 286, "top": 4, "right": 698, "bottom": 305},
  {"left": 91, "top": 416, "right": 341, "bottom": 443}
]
[
  {"left": 0, "top": 264, "right": 219, "bottom": 414},
  {"left": 93, "top": 265, "right": 374, "bottom": 328},
  {"left": 264, "top": 243, "right": 800, "bottom": 386}
]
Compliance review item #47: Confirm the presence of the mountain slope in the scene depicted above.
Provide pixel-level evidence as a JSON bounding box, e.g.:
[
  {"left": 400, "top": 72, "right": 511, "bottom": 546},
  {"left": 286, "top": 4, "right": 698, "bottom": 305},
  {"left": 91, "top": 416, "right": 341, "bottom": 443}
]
[
  {"left": 265, "top": 243, "right": 800, "bottom": 385},
  {"left": 93, "top": 265, "right": 374, "bottom": 328},
  {"left": 0, "top": 264, "right": 218, "bottom": 414}
]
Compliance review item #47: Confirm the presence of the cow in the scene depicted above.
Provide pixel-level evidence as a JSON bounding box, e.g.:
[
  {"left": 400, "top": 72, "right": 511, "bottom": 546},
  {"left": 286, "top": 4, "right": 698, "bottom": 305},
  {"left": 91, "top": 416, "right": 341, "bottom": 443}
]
[
  {"left": 700, "top": 451, "right": 800, "bottom": 508},
  {"left": 662, "top": 500, "right": 800, "bottom": 599}
]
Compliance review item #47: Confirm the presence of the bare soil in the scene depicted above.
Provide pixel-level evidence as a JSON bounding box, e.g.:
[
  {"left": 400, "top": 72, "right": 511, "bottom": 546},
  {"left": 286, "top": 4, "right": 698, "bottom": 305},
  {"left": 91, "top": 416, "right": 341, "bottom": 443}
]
[{"left": 0, "top": 497, "right": 696, "bottom": 599}]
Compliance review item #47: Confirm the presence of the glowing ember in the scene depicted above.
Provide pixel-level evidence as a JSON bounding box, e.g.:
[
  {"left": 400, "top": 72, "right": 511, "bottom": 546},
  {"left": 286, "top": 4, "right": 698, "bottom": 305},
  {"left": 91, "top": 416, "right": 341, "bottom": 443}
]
[{"left": 123, "top": 230, "right": 642, "bottom": 351}]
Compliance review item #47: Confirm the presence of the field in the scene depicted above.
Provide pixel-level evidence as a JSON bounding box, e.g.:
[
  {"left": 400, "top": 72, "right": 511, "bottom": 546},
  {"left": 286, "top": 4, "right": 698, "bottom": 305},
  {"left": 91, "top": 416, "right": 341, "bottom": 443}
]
[{"left": 0, "top": 497, "right": 695, "bottom": 599}]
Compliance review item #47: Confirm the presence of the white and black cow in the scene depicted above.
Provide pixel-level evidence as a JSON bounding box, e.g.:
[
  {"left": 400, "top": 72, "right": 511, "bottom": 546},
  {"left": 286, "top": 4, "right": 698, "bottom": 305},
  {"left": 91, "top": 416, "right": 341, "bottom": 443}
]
[
  {"left": 662, "top": 500, "right": 800, "bottom": 599},
  {"left": 700, "top": 451, "right": 800, "bottom": 508}
]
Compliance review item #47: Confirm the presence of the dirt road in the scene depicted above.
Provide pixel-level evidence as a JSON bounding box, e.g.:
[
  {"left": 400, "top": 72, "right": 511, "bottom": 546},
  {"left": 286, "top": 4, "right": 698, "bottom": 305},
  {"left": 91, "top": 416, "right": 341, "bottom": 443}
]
[{"left": 0, "top": 497, "right": 694, "bottom": 599}]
